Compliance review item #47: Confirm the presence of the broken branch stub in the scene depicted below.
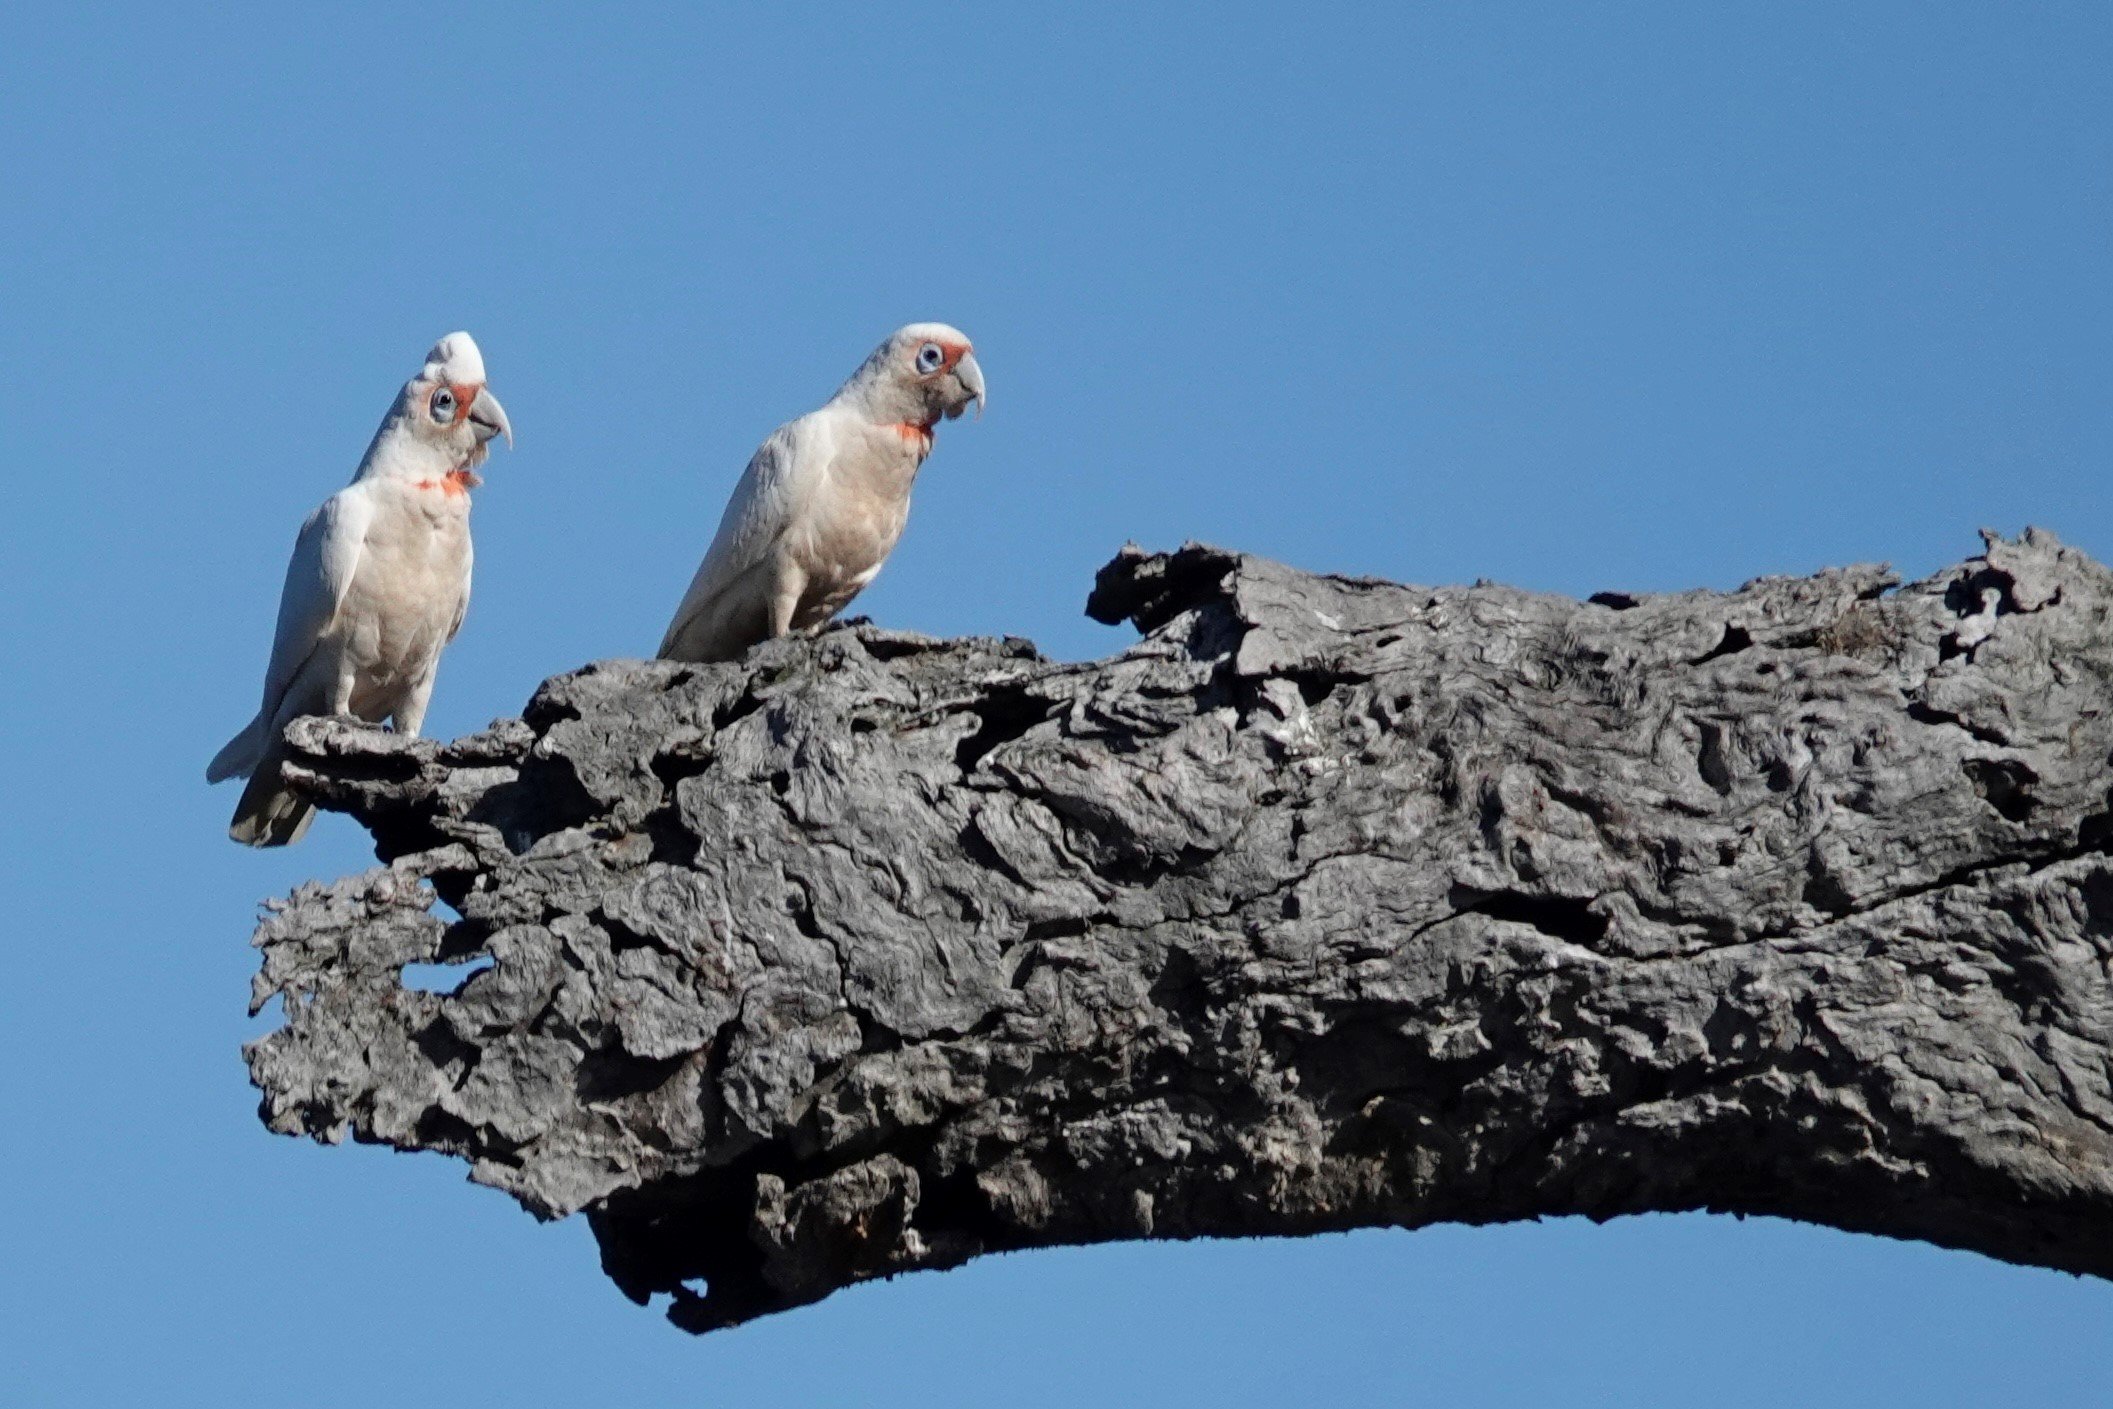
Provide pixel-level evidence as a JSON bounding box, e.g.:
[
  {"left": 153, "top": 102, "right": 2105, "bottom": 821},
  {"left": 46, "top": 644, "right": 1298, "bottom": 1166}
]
[{"left": 246, "top": 529, "right": 2113, "bottom": 1332}]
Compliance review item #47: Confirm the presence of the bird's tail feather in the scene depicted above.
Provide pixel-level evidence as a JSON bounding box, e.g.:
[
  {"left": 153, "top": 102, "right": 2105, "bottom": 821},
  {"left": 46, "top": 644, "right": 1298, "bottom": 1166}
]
[
  {"left": 227, "top": 748, "right": 316, "bottom": 847},
  {"left": 207, "top": 714, "right": 267, "bottom": 784}
]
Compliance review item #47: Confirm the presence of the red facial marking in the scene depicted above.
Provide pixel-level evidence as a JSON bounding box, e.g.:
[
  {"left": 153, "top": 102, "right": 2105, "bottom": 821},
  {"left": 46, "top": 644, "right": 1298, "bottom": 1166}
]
[
  {"left": 910, "top": 341, "right": 972, "bottom": 377},
  {"left": 443, "top": 382, "right": 482, "bottom": 425}
]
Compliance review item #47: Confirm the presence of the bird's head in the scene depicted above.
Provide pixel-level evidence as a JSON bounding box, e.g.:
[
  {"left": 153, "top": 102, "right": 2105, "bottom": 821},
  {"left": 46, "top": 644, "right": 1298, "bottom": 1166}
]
[
  {"left": 842, "top": 322, "right": 986, "bottom": 428},
  {"left": 402, "top": 331, "right": 512, "bottom": 472},
  {"left": 359, "top": 331, "right": 514, "bottom": 487}
]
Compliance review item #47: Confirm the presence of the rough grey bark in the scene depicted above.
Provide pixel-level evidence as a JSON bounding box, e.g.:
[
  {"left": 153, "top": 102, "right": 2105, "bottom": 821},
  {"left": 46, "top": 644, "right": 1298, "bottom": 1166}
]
[{"left": 247, "top": 530, "right": 2113, "bottom": 1332}]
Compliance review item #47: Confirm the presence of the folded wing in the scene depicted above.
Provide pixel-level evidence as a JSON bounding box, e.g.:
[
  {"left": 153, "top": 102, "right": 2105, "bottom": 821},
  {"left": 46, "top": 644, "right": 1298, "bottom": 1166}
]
[{"left": 658, "top": 414, "right": 836, "bottom": 662}]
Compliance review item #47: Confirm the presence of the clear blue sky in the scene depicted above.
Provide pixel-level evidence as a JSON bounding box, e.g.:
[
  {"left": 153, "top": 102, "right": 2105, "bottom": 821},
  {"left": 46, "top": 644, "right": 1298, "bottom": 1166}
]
[{"left": 4, "top": 4, "right": 2110, "bottom": 1403}]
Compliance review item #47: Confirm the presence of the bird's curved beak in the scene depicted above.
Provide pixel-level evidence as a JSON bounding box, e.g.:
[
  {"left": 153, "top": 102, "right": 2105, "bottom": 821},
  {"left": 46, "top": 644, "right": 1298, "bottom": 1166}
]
[
  {"left": 955, "top": 351, "right": 986, "bottom": 419},
  {"left": 468, "top": 386, "right": 513, "bottom": 447}
]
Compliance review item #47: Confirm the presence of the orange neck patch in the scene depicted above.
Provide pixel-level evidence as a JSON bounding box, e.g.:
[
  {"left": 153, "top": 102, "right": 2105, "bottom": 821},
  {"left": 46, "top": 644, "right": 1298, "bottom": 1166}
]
[
  {"left": 892, "top": 420, "right": 935, "bottom": 455},
  {"left": 415, "top": 467, "right": 482, "bottom": 496}
]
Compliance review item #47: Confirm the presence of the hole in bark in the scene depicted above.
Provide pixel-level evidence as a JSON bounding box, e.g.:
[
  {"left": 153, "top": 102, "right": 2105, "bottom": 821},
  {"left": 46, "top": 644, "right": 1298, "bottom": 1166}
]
[
  {"left": 2077, "top": 856, "right": 2113, "bottom": 922},
  {"left": 768, "top": 769, "right": 792, "bottom": 796},
  {"left": 1906, "top": 700, "right": 2008, "bottom": 747},
  {"left": 1589, "top": 590, "right": 1640, "bottom": 610},
  {"left": 1448, "top": 886, "right": 1609, "bottom": 942},
  {"left": 916, "top": 1169, "right": 1012, "bottom": 1248},
  {"left": 1944, "top": 569, "right": 2012, "bottom": 616},
  {"left": 1292, "top": 672, "right": 1337, "bottom": 707},
  {"left": 1695, "top": 722, "right": 1734, "bottom": 795},
  {"left": 429, "top": 892, "right": 470, "bottom": 928},
  {"left": 1690, "top": 624, "right": 1753, "bottom": 665},
  {"left": 642, "top": 809, "right": 702, "bottom": 868},
  {"left": 859, "top": 635, "right": 941, "bottom": 661},
  {"left": 1473, "top": 779, "right": 1505, "bottom": 840},
  {"left": 520, "top": 688, "right": 583, "bottom": 729},
  {"left": 1101, "top": 841, "right": 1220, "bottom": 889},
  {"left": 785, "top": 883, "right": 824, "bottom": 940},
  {"left": 601, "top": 913, "right": 661, "bottom": 953},
  {"left": 1802, "top": 867, "right": 1857, "bottom": 915},
  {"left": 1149, "top": 942, "right": 1208, "bottom": 1010},
  {"left": 466, "top": 757, "right": 600, "bottom": 855},
  {"left": 713, "top": 692, "right": 763, "bottom": 731},
  {"left": 955, "top": 684, "right": 1054, "bottom": 773},
  {"left": 411, "top": 1107, "right": 482, "bottom": 1154},
  {"left": 400, "top": 955, "right": 495, "bottom": 995},
  {"left": 412, "top": 1017, "right": 477, "bottom": 1072},
  {"left": 1963, "top": 758, "right": 2038, "bottom": 823},
  {"left": 1022, "top": 914, "right": 1091, "bottom": 943},
  {"left": 650, "top": 743, "right": 714, "bottom": 795},
  {"left": 575, "top": 1045, "right": 689, "bottom": 1103},
  {"left": 2079, "top": 786, "right": 2113, "bottom": 850},
  {"left": 852, "top": 1014, "right": 902, "bottom": 1056}
]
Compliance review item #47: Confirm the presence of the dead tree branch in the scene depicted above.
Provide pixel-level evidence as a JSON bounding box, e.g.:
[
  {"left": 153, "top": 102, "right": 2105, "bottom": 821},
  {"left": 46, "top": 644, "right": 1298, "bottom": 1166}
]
[{"left": 247, "top": 530, "right": 2113, "bottom": 1331}]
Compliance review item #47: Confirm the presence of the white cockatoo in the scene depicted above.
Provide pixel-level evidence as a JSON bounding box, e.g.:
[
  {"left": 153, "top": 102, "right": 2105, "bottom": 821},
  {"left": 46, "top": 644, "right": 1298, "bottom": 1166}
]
[
  {"left": 207, "top": 332, "right": 513, "bottom": 846},
  {"left": 658, "top": 323, "right": 986, "bottom": 663}
]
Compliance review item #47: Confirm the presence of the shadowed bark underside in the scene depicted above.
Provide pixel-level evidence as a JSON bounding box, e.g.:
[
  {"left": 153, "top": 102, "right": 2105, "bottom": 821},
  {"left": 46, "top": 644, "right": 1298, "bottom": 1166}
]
[{"left": 246, "top": 530, "right": 2113, "bottom": 1331}]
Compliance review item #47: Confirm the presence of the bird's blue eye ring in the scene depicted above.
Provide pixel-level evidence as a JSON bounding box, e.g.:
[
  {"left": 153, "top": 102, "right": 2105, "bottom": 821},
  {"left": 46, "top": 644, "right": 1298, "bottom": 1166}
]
[
  {"left": 915, "top": 342, "right": 945, "bottom": 374},
  {"left": 429, "top": 387, "right": 457, "bottom": 422}
]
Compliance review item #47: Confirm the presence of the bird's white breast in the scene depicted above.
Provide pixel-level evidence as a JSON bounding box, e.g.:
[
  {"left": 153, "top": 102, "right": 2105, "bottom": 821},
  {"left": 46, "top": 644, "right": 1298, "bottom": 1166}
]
[
  {"left": 785, "top": 418, "right": 925, "bottom": 628},
  {"left": 335, "top": 480, "right": 473, "bottom": 705}
]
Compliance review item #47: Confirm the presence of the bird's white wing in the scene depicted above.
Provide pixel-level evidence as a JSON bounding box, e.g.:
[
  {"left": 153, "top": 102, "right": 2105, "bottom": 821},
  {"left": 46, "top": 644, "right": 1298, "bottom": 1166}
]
[
  {"left": 659, "top": 412, "right": 837, "bottom": 657},
  {"left": 259, "top": 486, "right": 374, "bottom": 715},
  {"left": 445, "top": 537, "right": 474, "bottom": 644}
]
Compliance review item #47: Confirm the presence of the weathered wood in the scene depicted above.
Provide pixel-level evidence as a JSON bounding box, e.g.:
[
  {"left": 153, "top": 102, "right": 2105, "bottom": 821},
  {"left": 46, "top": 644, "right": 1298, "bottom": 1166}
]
[{"left": 246, "top": 529, "right": 2113, "bottom": 1332}]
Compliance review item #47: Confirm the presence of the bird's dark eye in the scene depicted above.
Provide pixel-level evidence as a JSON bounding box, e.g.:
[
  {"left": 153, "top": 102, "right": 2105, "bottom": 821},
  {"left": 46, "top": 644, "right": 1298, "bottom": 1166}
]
[
  {"left": 915, "top": 342, "right": 945, "bottom": 374},
  {"left": 428, "top": 387, "right": 457, "bottom": 423}
]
